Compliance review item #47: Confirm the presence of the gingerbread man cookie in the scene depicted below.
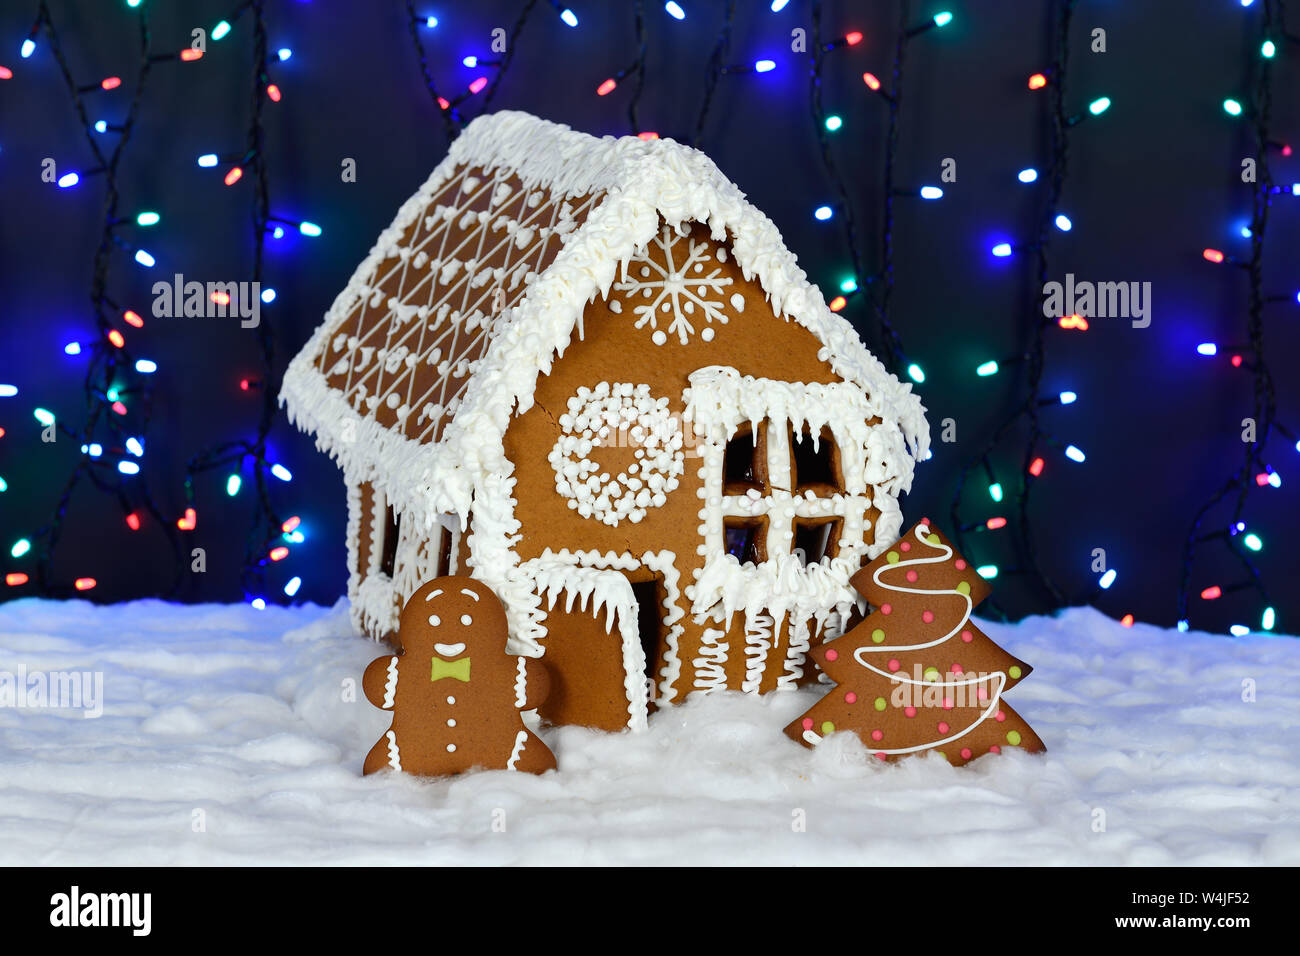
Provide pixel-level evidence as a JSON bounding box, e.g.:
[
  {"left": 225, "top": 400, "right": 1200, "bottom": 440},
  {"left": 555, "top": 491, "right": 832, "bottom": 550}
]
[{"left": 362, "top": 576, "right": 556, "bottom": 776}]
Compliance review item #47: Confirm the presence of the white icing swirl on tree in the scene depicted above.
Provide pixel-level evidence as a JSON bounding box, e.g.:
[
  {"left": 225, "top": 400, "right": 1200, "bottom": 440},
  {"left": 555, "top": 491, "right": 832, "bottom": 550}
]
[{"left": 549, "top": 382, "right": 684, "bottom": 525}]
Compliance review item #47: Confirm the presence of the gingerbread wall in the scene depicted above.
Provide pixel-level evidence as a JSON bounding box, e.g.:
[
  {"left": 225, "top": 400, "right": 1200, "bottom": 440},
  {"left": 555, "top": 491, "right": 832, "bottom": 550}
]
[{"left": 501, "top": 221, "right": 877, "bottom": 700}]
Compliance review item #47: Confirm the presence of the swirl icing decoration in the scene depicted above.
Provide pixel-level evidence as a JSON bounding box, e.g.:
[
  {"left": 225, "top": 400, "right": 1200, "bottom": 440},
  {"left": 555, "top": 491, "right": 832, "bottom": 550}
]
[{"left": 784, "top": 521, "right": 1045, "bottom": 766}]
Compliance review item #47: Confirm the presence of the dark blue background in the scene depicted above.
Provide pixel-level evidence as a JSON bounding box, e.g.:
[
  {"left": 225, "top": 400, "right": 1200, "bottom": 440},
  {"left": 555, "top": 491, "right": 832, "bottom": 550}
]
[{"left": 1, "top": 0, "right": 1296, "bottom": 633}]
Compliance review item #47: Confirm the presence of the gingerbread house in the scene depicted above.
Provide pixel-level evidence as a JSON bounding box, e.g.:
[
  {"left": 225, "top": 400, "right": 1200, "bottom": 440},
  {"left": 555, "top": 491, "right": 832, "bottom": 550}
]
[{"left": 281, "top": 111, "right": 929, "bottom": 732}]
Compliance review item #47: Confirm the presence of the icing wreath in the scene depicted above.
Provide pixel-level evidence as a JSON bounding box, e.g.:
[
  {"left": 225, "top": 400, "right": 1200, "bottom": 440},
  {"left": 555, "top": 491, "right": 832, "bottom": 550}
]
[{"left": 549, "top": 382, "right": 685, "bottom": 526}]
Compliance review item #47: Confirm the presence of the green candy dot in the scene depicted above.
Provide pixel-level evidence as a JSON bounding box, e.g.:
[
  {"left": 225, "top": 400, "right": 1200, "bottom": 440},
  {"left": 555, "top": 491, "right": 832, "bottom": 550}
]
[
  {"left": 873, "top": 697, "right": 887, "bottom": 712},
  {"left": 871, "top": 628, "right": 886, "bottom": 644},
  {"left": 956, "top": 581, "right": 971, "bottom": 595},
  {"left": 1009, "top": 665, "right": 1022, "bottom": 679},
  {"left": 924, "top": 666, "right": 940, "bottom": 680},
  {"left": 886, "top": 551, "right": 900, "bottom": 564},
  {"left": 1006, "top": 730, "right": 1022, "bottom": 746},
  {"left": 927, "top": 534, "right": 940, "bottom": 545},
  {"left": 821, "top": 721, "right": 836, "bottom": 735}
]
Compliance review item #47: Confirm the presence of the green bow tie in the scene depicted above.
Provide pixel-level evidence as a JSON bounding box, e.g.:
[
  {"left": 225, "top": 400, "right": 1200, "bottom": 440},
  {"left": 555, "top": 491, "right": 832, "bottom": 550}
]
[{"left": 430, "top": 656, "right": 471, "bottom": 683}]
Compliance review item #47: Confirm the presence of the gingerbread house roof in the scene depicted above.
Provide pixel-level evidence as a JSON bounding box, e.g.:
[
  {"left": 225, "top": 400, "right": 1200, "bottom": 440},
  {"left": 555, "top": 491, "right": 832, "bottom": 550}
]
[{"left": 280, "top": 111, "right": 929, "bottom": 528}]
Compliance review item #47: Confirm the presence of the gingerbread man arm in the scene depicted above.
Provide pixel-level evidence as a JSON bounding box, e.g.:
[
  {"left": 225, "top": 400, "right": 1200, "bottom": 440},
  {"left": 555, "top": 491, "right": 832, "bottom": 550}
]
[
  {"left": 516, "top": 658, "right": 551, "bottom": 711},
  {"left": 362, "top": 654, "right": 401, "bottom": 710}
]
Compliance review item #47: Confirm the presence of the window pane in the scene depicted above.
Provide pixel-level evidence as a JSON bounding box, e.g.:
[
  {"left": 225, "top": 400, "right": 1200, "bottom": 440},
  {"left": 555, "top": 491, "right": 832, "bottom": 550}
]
[
  {"left": 379, "top": 505, "right": 401, "bottom": 577},
  {"left": 723, "top": 425, "right": 765, "bottom": 490},
  {"left": 792, "top": 425, "right": 841, "bottom": 490},
  {"left": 723, "top": 517, "right": 767, "bottom": 565},
  {"left": 792, "top": 518, "right": 842, "bottom": 566}
]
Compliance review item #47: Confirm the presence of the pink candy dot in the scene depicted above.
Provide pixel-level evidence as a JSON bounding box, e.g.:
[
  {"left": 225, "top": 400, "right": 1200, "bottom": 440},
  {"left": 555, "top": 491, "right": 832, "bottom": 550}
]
[
  {"left": 887, "top": 658, "right": 900, "bottom": 672},
  {"left": 950, "top": 663, "right": 963, "bottom": 674},
  {"left": 904, "top": 706, "right": 916, "bottom": 718},
  {"left": 906, "top": 570, "right": 918, "bottom": 583},
  {"left": 976, "top": 687, "right": 988, "bottom": 701},
  {"left": 942, "top": 698, "right": 954, "bottom": 710},
  {"left": 874, "top": 752, "right": 888, "bottom": 761},
  {"left": 802, "top": 718, "right": 814, "bottom": 730},
  {"left": 880, "top": 604, "right": 892, "bottom": 615},
  {"left": 937, "top": 721, "right": 949, "bottom": 734},
  {"left": 989, "top": 745, "right": 1001, "bottom": 754},
  {"left": 995, "top": 710, "right": 1005, "bottom": 722},
  {"left": 900, "top": 541, "right": 911, "bottom": 552},
  {"left": 960, "top": 630, "right": 973, "bottom": 643},
  {"left": 844, "top": 692, "right": 857, "bottom": 704},
  {"left": 960, "top": 747, "right": 972, "bottom": 760},
  {"left": 824, "top": 648, "right": 838, "bottom": 661},
  {"left": 921, "top": 610, "right": 934, "bottom": 624},
  {"left": 870, "top": 730, "right": 883, "bottom": 741},
  {"left": 955, "top": 559, "right": 967, "bottom": 570}
]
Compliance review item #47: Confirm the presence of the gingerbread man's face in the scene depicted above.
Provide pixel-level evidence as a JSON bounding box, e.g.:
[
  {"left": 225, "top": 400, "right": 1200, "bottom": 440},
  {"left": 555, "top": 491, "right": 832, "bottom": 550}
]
[{"left": 399, "top": 577, "right": 510, "bottom": 674}]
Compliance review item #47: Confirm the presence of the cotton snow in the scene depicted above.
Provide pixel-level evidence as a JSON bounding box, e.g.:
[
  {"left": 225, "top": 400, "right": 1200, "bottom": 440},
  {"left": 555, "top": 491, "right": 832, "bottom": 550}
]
[{"left": 0, "top": 598, "right": 1296, "bottom": 865}]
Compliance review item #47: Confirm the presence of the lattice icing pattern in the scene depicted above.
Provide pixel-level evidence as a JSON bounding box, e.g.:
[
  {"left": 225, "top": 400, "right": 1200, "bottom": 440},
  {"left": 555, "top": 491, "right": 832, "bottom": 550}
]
[{"left": 317, "top": 164, "right": 601, "bottom": 445}]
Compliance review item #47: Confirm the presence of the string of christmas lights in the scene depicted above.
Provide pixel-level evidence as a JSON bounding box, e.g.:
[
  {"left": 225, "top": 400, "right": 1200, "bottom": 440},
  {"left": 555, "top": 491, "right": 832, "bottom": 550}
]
[
  {"left": 809, "top": 0, "right": 951, "bottom": 377},
  {"left": 406, "top": 0, "right": 541, "bottom": 142},
  {"left": 595, "top": 0, "right": 648, "bottom": 133},
  {"left": 948, "top": 0, "right": 1107, "bottom": 616},
  {"left": 1177, "top": 0, "right": 1293, "bottom": 637},
  {"left": 689, "top": 0, "right": 735, "bottom": 146},
  {"left": 6, "top": 2, "right": 1291, "bottom": 631},
  {"left": 4, "top": 1, "right": 188, "bottom": 597},
  {"left": 182, "top": 0, "right": 307, "bottom": 608}
]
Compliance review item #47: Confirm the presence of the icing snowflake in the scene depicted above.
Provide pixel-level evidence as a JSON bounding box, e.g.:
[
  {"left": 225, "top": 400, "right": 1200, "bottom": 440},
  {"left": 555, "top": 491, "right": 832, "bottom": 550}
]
[
  {"left": 612, "top": 226, "right": 736, "bottom": 346},
  {"left": 549, "top": 382, "right": 685, "bottom": 526}
]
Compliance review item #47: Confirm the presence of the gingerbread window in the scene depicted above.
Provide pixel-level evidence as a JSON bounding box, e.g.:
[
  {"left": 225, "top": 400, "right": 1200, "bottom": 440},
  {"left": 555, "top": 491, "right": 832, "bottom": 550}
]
[
  {"left": 713, "top": 422, "right": 851, "bottom": 566},
  {"left": 432, "top": 514, "right": 463, "bottom": 577},
  {"left": 722, "top": 424, "right": 766, "bottom": 494},
  {"left": 691, "top": 367, "right": 878, "bottom": 579},
  {"left": 723, "top": 516, "right": 768, "bottom": 566},
  {"left": 791, "top": 425, "right": 841, "bottom": 492},
  {"left": 379, "top": 505, "right": 401, "bottom": 578},
  {"left": 792, "top": 517, "right": 842, "bottom": 567}
]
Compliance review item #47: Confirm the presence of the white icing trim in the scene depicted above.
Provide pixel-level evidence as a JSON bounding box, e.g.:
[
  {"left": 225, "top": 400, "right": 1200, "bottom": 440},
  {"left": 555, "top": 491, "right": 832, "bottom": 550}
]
[
  {"left": 521, "top": 551, "right": 649, "bottom": 731},
  {"left": 382, "top": 656, "right": 399, "bottom": 709},
  {"left": 506, "top": 730, "right": 528, "bottom": 770},
  {"left": 385, "top": 730, "right": 401, "bottom": 771},
  {"left": 355, "top": 573, "right": 399, "bottom": 638},
  {"left": 693, "top": 624, "right": 729, "bottom": 691},
  {"left": 514, "top": 656, "right": 527, "bottom": 708},
  {"left": 741, "top": 611, "right": 780, "bottom": 693},
  {"left": 640, "top": 551, "right": 684, "bottom": 704},
  {"left": 344, "top": 475, "right": 366, "bottom": 635},
  {"left": 548, "top": 381, "right": 684, "bottom": 526}
]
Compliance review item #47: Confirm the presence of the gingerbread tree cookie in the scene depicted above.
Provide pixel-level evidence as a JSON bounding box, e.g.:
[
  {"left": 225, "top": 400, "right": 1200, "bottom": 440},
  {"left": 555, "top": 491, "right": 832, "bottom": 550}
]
[
  {"left": 362, "top": 576, "right": 556, "bottom": 777},
  {"left": 785, "top": 521, "right": 1044, "bottom": 765}
]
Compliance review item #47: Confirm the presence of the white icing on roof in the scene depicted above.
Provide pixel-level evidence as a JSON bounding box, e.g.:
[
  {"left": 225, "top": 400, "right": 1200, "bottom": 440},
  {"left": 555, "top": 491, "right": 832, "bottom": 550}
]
[{"left": 281, "top": 110, "right": 929, "bottom": 532}]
